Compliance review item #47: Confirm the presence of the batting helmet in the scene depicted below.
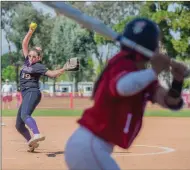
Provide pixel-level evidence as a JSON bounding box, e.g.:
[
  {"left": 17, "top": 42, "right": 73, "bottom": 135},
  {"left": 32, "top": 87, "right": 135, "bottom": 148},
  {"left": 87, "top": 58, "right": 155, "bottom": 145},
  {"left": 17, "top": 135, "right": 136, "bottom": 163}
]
[{"left": 121, "top": 17, "right": 160, "bottom": 56}]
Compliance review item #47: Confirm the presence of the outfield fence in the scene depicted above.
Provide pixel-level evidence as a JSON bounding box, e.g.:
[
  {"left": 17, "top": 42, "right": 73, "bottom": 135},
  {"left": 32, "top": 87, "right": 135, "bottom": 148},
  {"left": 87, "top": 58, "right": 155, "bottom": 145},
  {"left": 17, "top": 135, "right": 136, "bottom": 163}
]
[{"left": 2, "top": 92, "right": 190, "bottom": 110}]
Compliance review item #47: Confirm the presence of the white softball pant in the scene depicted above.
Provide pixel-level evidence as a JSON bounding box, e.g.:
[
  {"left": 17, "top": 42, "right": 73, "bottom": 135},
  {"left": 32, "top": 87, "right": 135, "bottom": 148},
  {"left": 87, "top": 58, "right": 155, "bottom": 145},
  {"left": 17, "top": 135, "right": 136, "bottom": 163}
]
[{"left": 64, "top": 126, "right": 121, "bottom": 170}]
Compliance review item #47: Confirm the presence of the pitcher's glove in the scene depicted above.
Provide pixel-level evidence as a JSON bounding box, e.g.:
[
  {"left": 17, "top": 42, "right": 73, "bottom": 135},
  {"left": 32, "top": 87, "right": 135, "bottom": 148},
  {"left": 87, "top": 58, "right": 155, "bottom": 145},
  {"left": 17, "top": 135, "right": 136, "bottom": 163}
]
[{"left": 63, "top": 58, "right": 80, "bottom": 71}]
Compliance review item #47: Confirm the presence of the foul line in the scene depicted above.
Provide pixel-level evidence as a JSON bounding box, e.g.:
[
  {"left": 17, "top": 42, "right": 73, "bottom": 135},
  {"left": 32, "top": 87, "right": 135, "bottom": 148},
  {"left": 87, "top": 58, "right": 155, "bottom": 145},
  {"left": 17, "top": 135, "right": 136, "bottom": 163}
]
[{"left": 112, "top": 144, "right": 175, "bottom": 157}]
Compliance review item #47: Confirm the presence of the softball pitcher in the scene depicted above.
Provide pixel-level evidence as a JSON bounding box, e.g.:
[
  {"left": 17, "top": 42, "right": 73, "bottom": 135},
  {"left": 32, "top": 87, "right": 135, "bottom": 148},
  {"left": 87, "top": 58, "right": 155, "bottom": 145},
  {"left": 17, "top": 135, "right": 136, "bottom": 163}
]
[
  {"left": 16, "top": 22, "right": 67, "bottom": 152},
  {"left": 64, "top": 18, "right": 187, "bottom": 170}
]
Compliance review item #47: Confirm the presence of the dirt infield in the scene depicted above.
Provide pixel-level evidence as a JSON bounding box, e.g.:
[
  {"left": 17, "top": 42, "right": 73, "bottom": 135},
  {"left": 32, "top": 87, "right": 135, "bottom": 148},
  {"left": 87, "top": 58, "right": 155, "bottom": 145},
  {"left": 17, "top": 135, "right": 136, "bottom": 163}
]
[{"left": 2, "top": 117, "right": 190, "bottom": 170}]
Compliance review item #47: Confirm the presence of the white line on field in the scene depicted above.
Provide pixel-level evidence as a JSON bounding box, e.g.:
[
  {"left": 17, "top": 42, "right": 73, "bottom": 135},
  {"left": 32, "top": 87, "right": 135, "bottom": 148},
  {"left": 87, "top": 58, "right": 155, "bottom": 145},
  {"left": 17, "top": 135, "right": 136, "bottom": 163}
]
[{"left": 112, "top": 144, "right": 175, "bottom": 157}]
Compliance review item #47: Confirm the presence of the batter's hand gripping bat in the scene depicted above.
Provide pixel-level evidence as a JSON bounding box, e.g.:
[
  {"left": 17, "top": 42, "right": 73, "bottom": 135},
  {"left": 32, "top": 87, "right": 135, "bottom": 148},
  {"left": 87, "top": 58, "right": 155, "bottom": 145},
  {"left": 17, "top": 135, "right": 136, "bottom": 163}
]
[{"left": 42, "top": 2, "right": 190, "bottom": 78}]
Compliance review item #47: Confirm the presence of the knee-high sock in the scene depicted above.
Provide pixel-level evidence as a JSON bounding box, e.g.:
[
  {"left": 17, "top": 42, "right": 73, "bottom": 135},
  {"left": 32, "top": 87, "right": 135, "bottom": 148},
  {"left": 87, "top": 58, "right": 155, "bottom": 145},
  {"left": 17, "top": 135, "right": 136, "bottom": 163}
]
[{"left": 25, "top": 117, "right": 40, "bottom": 134}]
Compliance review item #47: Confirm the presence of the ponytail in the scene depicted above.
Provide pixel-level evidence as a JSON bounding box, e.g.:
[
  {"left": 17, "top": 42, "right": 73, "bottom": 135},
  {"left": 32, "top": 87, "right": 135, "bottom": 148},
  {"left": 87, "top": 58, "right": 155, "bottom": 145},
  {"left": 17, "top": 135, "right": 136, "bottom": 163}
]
[
  {"left": 92, "top": 51, "right": 135, "bottom": 99},
  {"left": 91, "top": 65, "right": 109, "bottom": 99}
]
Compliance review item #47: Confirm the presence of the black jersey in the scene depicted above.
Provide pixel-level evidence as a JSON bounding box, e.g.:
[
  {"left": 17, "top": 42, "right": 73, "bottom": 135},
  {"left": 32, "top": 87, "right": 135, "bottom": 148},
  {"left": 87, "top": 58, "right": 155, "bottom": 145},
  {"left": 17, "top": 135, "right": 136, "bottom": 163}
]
[{"left": 20, "top": 56, "right": 48, "bottom": 91}]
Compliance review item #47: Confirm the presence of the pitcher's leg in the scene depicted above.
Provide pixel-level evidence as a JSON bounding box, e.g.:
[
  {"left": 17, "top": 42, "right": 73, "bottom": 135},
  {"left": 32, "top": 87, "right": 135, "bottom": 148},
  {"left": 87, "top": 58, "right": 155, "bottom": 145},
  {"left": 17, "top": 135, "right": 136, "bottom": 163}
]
[
  {"left": 15, "top": 104, "right": 31, "bottom": 142},
  {"left": 21, "top": 91, "right": 45, "bottom": 147},
  {"left": 21, "top": 92, "right": 40, "bottom": 134}
]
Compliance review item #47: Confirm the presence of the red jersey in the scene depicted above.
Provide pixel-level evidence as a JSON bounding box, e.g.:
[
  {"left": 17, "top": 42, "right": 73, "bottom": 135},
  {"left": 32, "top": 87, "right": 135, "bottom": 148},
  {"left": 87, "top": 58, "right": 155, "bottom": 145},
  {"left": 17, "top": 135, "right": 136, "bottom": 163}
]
[{"left": 78, "top": 51, "right": 158, "bottom": 149}]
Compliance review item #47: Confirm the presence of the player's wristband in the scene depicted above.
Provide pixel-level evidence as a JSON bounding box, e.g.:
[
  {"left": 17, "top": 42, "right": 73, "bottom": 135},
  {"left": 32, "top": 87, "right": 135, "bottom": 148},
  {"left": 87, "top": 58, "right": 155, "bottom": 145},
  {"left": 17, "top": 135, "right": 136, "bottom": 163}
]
[{"left": 168, "top": 79, "right": 183, "bottom": 98}]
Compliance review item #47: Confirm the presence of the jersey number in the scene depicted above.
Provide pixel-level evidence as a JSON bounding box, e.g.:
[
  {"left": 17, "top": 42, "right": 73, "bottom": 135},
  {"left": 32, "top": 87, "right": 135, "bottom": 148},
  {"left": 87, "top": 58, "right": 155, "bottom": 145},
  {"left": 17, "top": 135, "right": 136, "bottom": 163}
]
[
  {"left": 124, "top": 113, "right": 132, "bottom": 134},
  {"left": 22, "top": 73, "right": 31, "bottom": 80}
]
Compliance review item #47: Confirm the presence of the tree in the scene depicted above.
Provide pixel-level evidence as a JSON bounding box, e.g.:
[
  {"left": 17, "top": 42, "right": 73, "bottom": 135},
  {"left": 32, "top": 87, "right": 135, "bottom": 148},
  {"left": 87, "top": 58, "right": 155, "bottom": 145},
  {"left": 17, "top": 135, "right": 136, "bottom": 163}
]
[
  {"left": 8, "top": 4, "right": 54, "bottom": 52},
  {"left": 1, "top": 52, "right": 22, "bottom": 85},
  {"left": 139, "top": 2, "right": 190, "bottom": 59},
  {"left": 1, "top": 52, "right": 17, "bottom": 69},
  {"left": 113, "top": 2, "right": 190, "bottom": 87},
  {"left": 113, "top": 2, "right": 190, "bottom": 60},
  {"left": 176, "top": 57, "right": 190, "bottom": 89},
  {"left": 63, "top": 18, "right": 95, "bottom": 91},
  {"left": 1, "top": 2, "right": 31, "bottom": 65},
  {"left": 56, "top": 74, "right": 70, "bottom": 82},
  {"left": 48, "top": 16, "right": 95, "bottom": 91},
  {"left": 140, "top": 2, "right": 190, "bottom": 87},
  {"left": 67, "top": 2, "right": 142, "bottom": 72},
  {"left": 183, "top": 79, "right": 190, "bottom": 89},
  {"left": 48, "top": 16, "right": 69, "bottom": 93},
  {"left": 3, "top": 3, "right": 54, "bottom": 87},
  {"left": 2, "top": 66, "right": 16, "bottom": 82},
  {"left": 80, "top": 2, "right": 141, "bottom": 26}
]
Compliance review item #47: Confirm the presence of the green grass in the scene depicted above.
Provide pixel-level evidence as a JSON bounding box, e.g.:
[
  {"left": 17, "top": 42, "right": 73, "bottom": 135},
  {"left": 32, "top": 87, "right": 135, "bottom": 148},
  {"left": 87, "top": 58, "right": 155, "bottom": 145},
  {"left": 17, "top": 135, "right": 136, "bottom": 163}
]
[
  {"left": 1, "top": 109, "right": 190, "bottom": 117},
  {"left": 1, "top": 109, "right": 83, "bottom": 117},
  {"left": 144, "top": 109, "right": 190, "bottom": 117}
]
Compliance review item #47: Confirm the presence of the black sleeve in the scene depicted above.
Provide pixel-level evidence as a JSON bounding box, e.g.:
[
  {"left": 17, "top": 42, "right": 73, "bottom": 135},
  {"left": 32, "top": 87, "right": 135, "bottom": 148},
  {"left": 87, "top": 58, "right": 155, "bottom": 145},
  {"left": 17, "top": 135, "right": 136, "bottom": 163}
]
[{"left": 32, "top": 63, "right": 48, "bottom": 75}]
